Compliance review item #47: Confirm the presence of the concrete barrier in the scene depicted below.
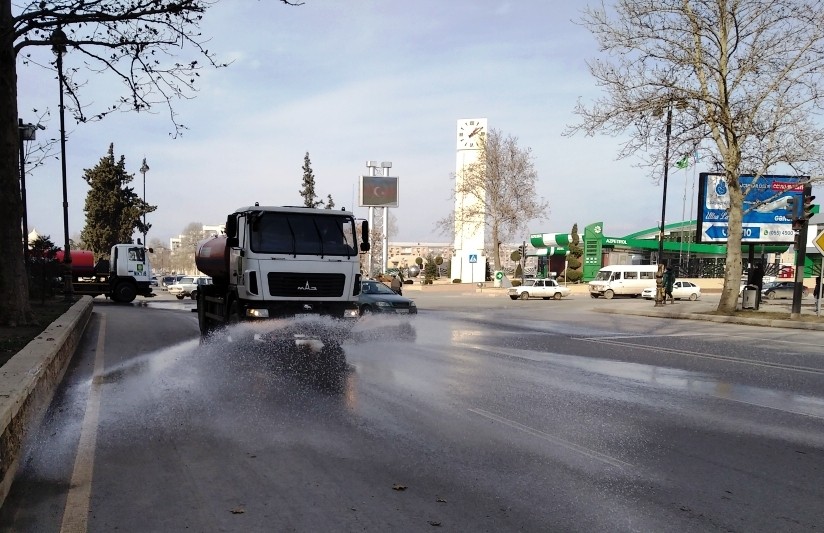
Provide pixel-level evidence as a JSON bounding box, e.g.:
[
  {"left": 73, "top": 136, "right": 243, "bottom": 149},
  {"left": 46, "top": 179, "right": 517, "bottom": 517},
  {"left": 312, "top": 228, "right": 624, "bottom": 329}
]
[{"left": 0, "top": 296, "right": 93, "bottom": 507}]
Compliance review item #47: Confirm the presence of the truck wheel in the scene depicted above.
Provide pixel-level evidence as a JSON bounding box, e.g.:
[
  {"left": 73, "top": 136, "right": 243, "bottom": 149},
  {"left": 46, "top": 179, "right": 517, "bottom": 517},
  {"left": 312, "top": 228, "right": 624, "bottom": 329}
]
[
  {"left": 590, "top": 293, "right": 599, "bottom": 298},
  {"left": 509, "top": 295, "right": 518, "bottom": 300},
  {"left": 604, "top": 290, "right": 614, "bottom": 300},
  {"left": 198, "top": 292, "right": 217, "bottom": 336},
  {"left": 176, "top": 295, "right": 184, "bottom": 300},
  {"left": 553, "top": 292, "right": 562, "bottom": 300},
  {"left": 191, "top": 290, "right": 198, "bottom": 300},
  {"left": 113, "top": 283, "right": 137, "bottom": 303},
  {"left": 519, "top": 292, "right": 529, "bottom": 300}
]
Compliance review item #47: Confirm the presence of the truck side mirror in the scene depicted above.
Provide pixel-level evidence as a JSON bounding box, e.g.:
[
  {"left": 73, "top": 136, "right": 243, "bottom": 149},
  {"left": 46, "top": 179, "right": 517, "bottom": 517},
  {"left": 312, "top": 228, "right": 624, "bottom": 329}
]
[
  {"left": 360, "top": 220, "right": 370, "bottom": 252},
  {"left": 227, "top": 236, "right": 239, "bottom": 248},
  {"left": 148, "top": 247, "right": 154, "bottom": 254}
]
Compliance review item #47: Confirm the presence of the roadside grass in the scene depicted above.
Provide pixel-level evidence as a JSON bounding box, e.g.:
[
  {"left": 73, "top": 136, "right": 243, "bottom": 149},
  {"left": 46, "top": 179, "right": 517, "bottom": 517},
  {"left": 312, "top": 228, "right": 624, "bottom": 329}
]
[{"left": 0, "top": 298, "right": 74, "bottom": 367}]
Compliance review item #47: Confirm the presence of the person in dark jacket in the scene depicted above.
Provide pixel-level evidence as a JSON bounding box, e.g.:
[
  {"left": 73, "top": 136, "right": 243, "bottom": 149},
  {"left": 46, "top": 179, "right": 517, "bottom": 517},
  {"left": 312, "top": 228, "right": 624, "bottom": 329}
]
[{"left": 663, "top": 266, "right": 676, "bottom": 303}]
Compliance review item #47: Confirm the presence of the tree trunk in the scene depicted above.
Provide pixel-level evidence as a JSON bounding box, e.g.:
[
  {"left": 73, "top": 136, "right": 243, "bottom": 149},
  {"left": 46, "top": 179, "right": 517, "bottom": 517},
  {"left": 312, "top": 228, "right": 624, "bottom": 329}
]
[
  {"left": 718, "top": 170, "right": 744, "bottom": 313},
  {"left": 0, "top": 3, "right": 32, "bottom": 326}
]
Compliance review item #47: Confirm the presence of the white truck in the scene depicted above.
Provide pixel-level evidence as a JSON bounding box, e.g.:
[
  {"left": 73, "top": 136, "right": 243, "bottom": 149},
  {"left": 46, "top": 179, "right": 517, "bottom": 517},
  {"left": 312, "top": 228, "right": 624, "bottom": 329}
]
[
  {"left": 194, "top": 205, "right": 369, "bottom": 357},
  {"left": 56, "top": 244, "right": 154, "bottom": 303}
]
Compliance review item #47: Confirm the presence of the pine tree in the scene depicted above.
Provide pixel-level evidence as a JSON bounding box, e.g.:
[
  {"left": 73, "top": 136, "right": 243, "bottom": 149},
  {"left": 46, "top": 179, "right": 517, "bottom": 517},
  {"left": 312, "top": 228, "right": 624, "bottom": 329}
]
[
  {"left": 299, "top": 152, "right": 323, "bottom": 208},
  {"left": 324, "top": 194, "right": 335, "bottom": 210},
  {"left": 80, "top": 144, "right": 156, "bottom": 257}
]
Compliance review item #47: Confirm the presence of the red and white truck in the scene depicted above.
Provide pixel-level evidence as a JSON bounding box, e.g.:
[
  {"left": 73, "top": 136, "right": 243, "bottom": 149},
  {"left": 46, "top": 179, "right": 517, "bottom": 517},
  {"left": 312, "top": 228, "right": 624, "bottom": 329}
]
[{"left": 56, "top": 244, "right": 154, "bottom": 303}]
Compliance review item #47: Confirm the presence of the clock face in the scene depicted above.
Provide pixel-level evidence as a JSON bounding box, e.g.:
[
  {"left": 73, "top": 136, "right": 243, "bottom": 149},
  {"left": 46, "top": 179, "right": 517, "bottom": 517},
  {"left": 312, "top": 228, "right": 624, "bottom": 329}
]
[{"left": 456, "top": 119, "right": 486, "bottom": 149}]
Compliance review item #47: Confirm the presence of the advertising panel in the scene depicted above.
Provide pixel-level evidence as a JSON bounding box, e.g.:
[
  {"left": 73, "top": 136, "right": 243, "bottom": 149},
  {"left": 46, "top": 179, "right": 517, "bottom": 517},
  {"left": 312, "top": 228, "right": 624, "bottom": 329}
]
[
  {"left": 359, "top": 176, "right": 399, "bottom": 207},
  {"left": 696, "top": 173, "right": 804, "bottom": 243}
]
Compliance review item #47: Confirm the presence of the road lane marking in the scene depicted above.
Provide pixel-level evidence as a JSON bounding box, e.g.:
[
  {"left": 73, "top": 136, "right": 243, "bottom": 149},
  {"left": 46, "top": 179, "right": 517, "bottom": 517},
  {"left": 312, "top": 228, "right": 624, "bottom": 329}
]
[
  {"left": 60, "top": 314, "right": 106, "bottom": 533},
  {"left": 580, "top": 337, "right": 824, "bottom": 376},
  {"left": 468, "top": 407, "right": 633, "bottom": 470}
]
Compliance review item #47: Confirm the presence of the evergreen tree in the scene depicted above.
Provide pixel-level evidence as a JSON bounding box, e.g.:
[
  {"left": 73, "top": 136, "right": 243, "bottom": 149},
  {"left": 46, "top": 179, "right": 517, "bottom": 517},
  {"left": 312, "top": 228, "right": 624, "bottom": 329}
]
[
  {"left": 80, "top": 144, "right": 156, "bottom": 257},
  {"left": 299, "top": 152, "right": 323, "bottom": 208},
  {"left": 324, "top": 194, "right": 335, "bottom": 210},
  {"left": 565, "top": 223, "right": 584, "bottom": 283}
]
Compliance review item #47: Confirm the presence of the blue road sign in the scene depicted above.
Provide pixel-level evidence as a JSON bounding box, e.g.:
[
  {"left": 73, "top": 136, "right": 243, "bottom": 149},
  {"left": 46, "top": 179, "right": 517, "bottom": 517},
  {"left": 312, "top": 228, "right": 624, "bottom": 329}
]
[{"left": 468, "top": 254, "right": 477, "bottom": 263}]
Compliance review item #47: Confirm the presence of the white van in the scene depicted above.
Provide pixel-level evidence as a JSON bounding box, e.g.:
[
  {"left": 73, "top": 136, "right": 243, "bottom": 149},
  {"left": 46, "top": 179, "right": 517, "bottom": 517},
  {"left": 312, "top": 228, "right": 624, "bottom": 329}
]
[{"left": 588, "top": 265, "right": 658, "bottom": 299}]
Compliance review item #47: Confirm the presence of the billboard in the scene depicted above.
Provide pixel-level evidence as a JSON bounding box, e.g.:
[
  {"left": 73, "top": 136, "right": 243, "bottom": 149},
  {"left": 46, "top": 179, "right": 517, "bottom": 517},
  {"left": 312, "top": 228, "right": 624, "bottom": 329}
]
[
  {"left": 696, "top": 173, "right": 805, "bottom": 244},
  {"left": 359, "top": 176, "right": 399, "bottom": 207}
]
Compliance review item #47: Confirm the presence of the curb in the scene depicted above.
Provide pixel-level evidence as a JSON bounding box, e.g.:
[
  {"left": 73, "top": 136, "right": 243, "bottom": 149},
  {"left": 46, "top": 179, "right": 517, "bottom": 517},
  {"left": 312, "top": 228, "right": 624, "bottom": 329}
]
[
  {"left": 0, "top": 296, "right": 93, "bottom": 507},
  {"left": 595, "top": 306, "right": 824, "bottom": 330}
]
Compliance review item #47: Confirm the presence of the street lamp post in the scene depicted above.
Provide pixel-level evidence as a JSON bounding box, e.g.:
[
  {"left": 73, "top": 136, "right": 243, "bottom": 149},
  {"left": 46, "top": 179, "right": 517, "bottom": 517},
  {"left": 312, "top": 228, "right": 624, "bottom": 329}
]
[
  {"left": 18, "top": 120, "right": 42, "bottom": 262},
  {"left": 51, "top": 28, "right": 72, "bottom": 302},
  {"left": 655, "top": 101, "right": 673, "bottom": 307},
  {"left": 140, "top": 158, "right": 149, "bottom": 245}
]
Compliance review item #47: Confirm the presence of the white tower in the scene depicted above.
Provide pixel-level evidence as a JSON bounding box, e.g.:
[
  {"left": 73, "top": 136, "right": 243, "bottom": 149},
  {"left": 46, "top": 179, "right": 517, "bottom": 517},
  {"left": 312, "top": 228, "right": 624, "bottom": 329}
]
[{"left": 451, "top": 118, "right": 488, "bottom": 283}]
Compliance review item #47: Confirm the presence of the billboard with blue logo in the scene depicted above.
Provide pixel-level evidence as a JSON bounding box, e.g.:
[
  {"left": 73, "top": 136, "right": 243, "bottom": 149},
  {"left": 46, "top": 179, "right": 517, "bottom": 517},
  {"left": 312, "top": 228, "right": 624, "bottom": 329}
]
[{"left": 697, "top": 173, "right": 805, "bottom": 244}]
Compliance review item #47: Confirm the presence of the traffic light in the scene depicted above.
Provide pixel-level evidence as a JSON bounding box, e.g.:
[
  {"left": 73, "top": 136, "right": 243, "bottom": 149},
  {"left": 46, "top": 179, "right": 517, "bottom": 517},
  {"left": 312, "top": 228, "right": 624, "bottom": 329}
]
[
  {"left": 518, "top": 245, "right": 527, "bottom": 258},
  {"left": 801, "top": 193, "right": 817, "bottom": 222},
  {"left": 785, "top": 196, "right": 797, "bottom": 219}
]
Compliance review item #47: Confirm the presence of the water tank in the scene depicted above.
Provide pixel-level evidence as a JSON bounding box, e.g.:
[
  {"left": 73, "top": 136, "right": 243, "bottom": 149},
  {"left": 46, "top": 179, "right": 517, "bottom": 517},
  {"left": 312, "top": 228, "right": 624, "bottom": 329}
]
[
  {"left": 195, "top": 235, "right": 229, "bottom": 280},
  {"left": 55, "top": 250, "right": 96, "bottom": 276}
]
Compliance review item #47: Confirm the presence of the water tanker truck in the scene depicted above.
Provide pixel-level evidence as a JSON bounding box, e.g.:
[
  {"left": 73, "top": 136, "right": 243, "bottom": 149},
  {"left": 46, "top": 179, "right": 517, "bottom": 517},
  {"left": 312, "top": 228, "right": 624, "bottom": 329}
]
[
  {"left": 55, "top": 243, "right": 154, "bottom": 303},
  {"left": 195, "top": 205, "right": 369, "bottom": 354}
]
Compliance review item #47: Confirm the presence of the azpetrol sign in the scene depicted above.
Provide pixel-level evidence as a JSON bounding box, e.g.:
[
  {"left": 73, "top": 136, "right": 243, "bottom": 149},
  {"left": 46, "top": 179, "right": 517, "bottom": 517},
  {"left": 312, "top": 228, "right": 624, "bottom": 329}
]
[{"left": 697, "top": 173, "right": 805, "bottom": 244}]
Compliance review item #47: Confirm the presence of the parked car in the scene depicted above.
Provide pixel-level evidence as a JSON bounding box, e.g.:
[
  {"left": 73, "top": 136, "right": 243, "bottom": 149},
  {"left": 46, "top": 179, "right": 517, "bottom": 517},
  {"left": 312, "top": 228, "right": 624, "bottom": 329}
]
[
  {"left": 150, "top": 276, "right": 159, "bottom": 287},
  {"left": 509, "top": 278, "right": 571, "bottom": 300},
  {"left": 162, "top": 275, "right": 183, "bottom": 290},
  {"left": 168, "top": 276, "right": 212, "bottom": 300},
  {"left": 359, "top": 280, "right": 417, "bottom": 315},
  {"left": 761, "top": 281, "right": 809, "bottom": 299},
  {"left": 641, "top": 280, "right": 702, "bottom": 301}
]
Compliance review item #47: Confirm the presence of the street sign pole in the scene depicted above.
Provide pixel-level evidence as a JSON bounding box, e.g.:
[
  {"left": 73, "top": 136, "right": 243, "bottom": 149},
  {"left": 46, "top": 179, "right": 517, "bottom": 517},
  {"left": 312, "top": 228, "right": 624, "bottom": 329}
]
[
  {"left": 818, "top": 258, "right": 822, "bottom": 317},
  {"left": 812, "top": 228, "right": 824, "bottom": 317}
]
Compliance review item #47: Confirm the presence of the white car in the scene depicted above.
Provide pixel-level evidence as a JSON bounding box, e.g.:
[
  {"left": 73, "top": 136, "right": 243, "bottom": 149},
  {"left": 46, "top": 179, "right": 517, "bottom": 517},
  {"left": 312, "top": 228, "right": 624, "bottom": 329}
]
[
  {"left": 641, "top": 281, "right": 701, "bottom": 301},
  {"left": 168, "top": 276, "right": 212, "bottom": 300},
  {"left": 509, "top": 278, "right": 571, "bottom": 300}
]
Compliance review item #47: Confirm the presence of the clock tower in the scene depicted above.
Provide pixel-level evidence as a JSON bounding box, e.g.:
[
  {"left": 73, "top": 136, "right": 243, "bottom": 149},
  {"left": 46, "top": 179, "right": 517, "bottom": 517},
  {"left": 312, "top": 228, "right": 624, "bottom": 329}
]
[{"left": 451, "top": 118, "right": 488, "bottom": 283}]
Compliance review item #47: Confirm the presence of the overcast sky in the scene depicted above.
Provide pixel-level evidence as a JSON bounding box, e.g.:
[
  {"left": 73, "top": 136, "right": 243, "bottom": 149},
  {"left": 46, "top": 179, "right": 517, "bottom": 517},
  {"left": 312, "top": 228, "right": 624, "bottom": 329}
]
[{"left": 18, "top": 0, "right": 700, "bottom": 248}]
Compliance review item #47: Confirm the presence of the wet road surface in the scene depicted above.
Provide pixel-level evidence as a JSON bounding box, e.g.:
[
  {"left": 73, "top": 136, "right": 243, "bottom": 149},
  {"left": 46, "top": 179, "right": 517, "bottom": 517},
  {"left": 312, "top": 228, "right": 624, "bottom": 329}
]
[{"left": 1, "top": 292, "right": 823, "bottom": 532}]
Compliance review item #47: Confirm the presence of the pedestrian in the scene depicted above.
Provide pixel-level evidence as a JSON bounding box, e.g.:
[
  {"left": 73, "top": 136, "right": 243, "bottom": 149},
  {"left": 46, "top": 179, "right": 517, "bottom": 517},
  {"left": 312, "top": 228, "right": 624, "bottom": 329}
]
[
  {"left": 663, "top": 266, "right": 676, "bottom": 304},
  {"left": 390, "top": 275, "right": 402, "bottom": 296}
]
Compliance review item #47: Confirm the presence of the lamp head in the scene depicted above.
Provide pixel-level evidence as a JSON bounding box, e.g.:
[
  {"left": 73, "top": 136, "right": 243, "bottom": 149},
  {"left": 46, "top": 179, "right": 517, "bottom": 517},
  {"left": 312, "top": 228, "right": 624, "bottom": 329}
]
[{"left": 51, "top": 28, "right": 68, "bottom": 55}]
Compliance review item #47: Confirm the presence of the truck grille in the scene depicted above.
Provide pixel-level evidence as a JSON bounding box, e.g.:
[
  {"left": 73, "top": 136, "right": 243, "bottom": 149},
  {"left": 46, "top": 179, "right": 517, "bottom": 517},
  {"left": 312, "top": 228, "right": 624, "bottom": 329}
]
[{"left": 267, "top": 273, "right": 346, "bottom": 297}]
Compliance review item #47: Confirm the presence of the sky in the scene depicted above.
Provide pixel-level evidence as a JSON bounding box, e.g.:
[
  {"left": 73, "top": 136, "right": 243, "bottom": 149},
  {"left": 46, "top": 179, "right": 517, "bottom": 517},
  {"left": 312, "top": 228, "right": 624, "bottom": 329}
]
[{"left": 17, "top": 0, "right": 697, "bottom": 249}]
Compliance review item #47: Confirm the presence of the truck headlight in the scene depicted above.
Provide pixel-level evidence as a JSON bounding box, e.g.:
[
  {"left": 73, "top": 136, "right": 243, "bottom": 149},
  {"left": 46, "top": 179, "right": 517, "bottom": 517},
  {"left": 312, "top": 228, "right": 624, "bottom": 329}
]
[
  {"left": 344, "top": 308, "right": 359, "bottom": 318},
  {"left": 246, "top": 308, "right": 269, "bottom": 318}
]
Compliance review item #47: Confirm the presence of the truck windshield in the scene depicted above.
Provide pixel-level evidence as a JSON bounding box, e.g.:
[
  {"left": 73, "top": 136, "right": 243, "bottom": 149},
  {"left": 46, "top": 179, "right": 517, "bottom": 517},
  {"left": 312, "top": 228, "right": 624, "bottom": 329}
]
[{"left": 250, "top": 213, "right": 357, "bottom": 256}]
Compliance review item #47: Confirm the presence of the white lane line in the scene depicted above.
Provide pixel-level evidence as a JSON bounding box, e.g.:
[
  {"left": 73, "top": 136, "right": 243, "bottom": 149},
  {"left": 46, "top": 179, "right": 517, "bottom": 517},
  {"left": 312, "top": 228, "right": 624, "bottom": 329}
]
[
  {"left": 468, "top": 407, "right": 633, "bottom": 470},
  {"left": 712, "top": 395, "right": 824, "bottom": 421},
  {"left": 581, "top": 337, "right": 824, "bottom": 375},
  {"left": 60, "top": 314, "right": 106, "bottom": 533}
]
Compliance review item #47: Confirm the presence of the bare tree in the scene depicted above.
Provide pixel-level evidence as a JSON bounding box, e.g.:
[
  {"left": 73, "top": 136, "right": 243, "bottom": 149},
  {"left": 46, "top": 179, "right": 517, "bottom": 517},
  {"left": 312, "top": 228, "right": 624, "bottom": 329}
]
[
  {"left": 568, "top": 0, "right": 824, "bottom": 314},
  {"left": 171, "top": 222, "right": 205, "bottom": 275},
  {"left": 438, "top": 129, "right": 548, "bottom": 271},
  {"left": 2, "top": 0, "right": 300, "bottom": 326}
]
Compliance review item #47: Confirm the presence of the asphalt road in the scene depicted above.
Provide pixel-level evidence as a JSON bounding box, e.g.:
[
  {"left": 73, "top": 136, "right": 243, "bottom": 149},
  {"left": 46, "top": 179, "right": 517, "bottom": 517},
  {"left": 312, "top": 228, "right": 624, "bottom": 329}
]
[{"left": 1, "top": 290, "right": 823, "bottom": 532}]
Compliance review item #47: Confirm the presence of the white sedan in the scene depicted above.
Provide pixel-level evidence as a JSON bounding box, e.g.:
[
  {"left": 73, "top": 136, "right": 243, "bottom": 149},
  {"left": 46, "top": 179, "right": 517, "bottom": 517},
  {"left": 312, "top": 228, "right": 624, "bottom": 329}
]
[
  {"left": 509, "top": 279, "right": 572, "bottom": 300},
  {"left": 641, "top": 281, "right": 702, "bottom": 301}
]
